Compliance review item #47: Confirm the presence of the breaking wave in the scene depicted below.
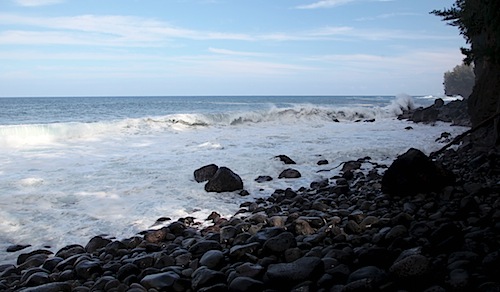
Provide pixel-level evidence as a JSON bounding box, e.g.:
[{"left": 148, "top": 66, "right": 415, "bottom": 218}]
[{"left": 0, "top": 95, "right": 417, "bottom": 148}]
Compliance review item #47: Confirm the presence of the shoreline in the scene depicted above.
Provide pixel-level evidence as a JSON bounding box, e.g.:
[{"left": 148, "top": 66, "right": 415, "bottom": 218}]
[{"left": 1, "top": 133, "right": 499, "bottom": 291}]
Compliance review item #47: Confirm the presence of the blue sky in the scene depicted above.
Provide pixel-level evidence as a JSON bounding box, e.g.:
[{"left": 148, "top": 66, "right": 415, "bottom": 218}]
[{"left": 0, "top": 0, "right": 464, "bottom": 96}]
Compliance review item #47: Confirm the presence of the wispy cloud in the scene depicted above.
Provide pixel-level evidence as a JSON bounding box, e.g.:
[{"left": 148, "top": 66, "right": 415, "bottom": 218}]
[
  {"left": 208, "top": 47, "right": 267, "bottom": 57},
  {"left": 0, "top": 13, "right": 253, "bottom": 46},
  {"left": 295, "top": 0, "right": 355, "bottom": 9},
  {"left": 0, "top": 13, "right": 460, "bottom": 48},
  {"left": 13, "top": 0, "right": 64, "bottom": 7},
  {"left": 305, "top": 49, "right": 463, "bottom": 74},
  {"left": 295, "top": 0, "right": 395, "bottom": 9},
  {"left": 356, "top": 12, "right": 420, "bottom": 21}
]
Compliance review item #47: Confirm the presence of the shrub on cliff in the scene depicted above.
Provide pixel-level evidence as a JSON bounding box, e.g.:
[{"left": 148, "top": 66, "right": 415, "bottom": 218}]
[{"left": 444, "top": 63, "right": 475, "bottom": 99}]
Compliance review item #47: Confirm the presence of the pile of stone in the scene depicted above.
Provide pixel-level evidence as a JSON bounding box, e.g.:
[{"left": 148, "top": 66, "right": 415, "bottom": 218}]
[
  {"left": 1, "top": 145, "right": 499, "bottom": 291},
  {"left": 399, "top": 98, "right": 471, "bottom": 127}
]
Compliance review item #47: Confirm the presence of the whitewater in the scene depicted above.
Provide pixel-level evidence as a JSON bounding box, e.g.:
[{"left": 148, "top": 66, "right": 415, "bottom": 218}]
[{"left": 0, "top": 95, "right": 466, "bottom": 265}]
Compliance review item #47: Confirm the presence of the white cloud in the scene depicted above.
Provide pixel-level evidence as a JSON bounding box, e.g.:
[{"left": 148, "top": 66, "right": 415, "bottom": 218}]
[
  {"left": 0, "top": 13, "right": 460, "bottom": 47},
  {"left": 0, "top": 13, "right": 254, "bottom": 46},
  {"left": 295, "top": 0, "right": 354, "bottom": 9},
  {"left": 208, "top": 47, "right": 267, "bottom": 57},
  {"left": 305, "top": 50, "right": 463, "bottom": 74},
  {"left": 13, "top": 0, "right": 64, "bottom": 7},
  {"left": 356, "top": 12, "right": 420, "bottom": 21}
]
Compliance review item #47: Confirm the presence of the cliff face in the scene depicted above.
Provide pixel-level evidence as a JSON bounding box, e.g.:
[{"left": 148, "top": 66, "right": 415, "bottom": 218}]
[{"left": 465, "top": 0, "right": 500, "bottom": 146}]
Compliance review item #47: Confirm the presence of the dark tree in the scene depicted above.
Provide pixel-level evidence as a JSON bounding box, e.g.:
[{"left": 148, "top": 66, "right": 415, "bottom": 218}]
[{"left": 432, "top": 0, "right": 500, "bottom": 146}]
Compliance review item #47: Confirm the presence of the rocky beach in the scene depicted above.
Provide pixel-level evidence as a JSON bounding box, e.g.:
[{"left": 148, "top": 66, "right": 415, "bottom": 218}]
[{"left": 1, "top": 99, "right": 499, "bottom": 292}]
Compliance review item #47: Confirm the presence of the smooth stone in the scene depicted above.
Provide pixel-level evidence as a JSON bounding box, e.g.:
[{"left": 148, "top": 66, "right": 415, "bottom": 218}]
[
  {"left": 263, "top": 232, "right": 296, "bottom": 254},
  {"left": 390, "top": 254, "right": 430, "bottom": 279},
  {"left": 199, "top": 250, "right": 224, "bottom": 269},
  {"left": 140, "top": 271, "right": 180, "bottom": 290},
  {"left": 265, "top": 256, "right": 323, "bottom": 286},
  {"left": 191, "top": 266, "right": 226, "bottom": 291},
  {"left": 188, "top": 240, "right": 222, "bottom": 258},
  {"left": 85, "top": 236, "right": 112, "bottom": 253},
  {"left": 229, "top": 276, "right": 264, "bottom": 292},
  {"left": 6, "top": 244, "right": 31, "bottom": 253},
  {"left": 75, "top": 260, "right": 102, "bottom": 279},
  {"left": 278, "top": 168, "right": 301, "bottom": 179},
  {"left": 347, "top": 265, "right": 387, "bottom": 284},
  {"left": 16, "top": 282, "right": 72, "bottom": 292}
]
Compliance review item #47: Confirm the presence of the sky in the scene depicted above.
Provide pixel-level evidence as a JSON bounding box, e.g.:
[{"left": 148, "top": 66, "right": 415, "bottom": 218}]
[{"left": 0, "top": 0, "right": 465, "bottom": 97}]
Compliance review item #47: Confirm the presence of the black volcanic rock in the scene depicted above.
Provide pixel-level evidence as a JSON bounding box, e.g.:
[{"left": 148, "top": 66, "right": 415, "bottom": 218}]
[
  {"left": 194, "top": 164, "right": 219, "bottom": 183},
  {"left": 205, "top": 167, "right": 243, "bottom": 192},
  {"left": 381, "top": 148, "right": 455, "bottom": 196}
]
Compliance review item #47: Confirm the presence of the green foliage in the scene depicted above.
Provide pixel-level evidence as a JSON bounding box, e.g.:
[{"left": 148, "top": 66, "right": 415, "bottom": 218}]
[{"left": 443, "top": 63, "right": 475, "bottom": 98}]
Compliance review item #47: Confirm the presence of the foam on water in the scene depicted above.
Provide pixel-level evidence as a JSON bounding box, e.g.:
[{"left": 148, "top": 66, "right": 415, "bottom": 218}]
[{"left": 0, "top": 96, "right": 466, "bottom": 265}]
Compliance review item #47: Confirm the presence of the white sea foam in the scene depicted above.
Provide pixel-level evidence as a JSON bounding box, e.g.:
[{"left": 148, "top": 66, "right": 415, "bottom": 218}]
[{"left": 0, "top": 97, "right": 467, "bottom": 265}]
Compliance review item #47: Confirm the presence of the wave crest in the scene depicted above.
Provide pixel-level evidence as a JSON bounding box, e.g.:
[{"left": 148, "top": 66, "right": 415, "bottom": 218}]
[{"left": 0, "top": 96, "right": 418, "bottom": 148}]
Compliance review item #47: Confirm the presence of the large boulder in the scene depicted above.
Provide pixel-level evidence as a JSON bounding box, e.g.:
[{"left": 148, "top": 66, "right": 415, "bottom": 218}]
[
  {"left": 205, "top": 167, "right": 243, "bottom": 192},
  {"left": 381, "top": 148, "right": 454, "bottom": 196},
  {"left": 194, "top": 164, "right": 219, "bottom": 183}
]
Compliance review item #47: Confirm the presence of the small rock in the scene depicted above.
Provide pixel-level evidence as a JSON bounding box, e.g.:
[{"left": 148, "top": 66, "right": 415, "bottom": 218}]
[
  {"left": 278, "top": 168, "right": 301, "bottom": 179},
  {"left": 199, "top": 250, "right": 224, "bottom": 269},
  {"left": 229, "top": 276, "right": 264, "bottom": 292},
  {"left": 140, "top": 271, "right": 180, "bottom": 290},
  {"left": 255, "top": 176, "right": 273, "bottom": 183},
  {"left": 275, "top": 155, "right": 296, "bottom": 164},
  {"left": 390, "top": 254, "right": 430, "bottom": 279},
  {"left": 6, "top": 244, "right": 31, "bottom": 253},
  {"left": 265, "top": 256, "right": 323, "bottom": 287}
]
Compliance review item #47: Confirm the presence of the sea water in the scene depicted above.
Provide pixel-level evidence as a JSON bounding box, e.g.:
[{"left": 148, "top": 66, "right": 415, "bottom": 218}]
[{"left": 0, "top": 95, "right": 466, "bottom": 264}]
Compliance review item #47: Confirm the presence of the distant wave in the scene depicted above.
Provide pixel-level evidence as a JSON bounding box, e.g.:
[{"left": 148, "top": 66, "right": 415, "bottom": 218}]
[{"left": 0, "top": 95, "right": 417, "bottom": 148}]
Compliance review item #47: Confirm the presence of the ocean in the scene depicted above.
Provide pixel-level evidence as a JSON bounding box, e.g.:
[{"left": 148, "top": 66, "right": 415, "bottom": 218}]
[{"left": 0, "top": 95, "right": 466, "bottom": 264}]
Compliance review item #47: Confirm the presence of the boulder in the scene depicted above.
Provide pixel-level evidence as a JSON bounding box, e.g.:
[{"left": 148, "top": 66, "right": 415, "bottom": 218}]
[
  {"left": 204, "top": 167, "right": 243, "bottom": 192},
  {"left": 194, "top": 164, "right": 219, "bottom": 183},
  {"left": 381, "top": 148, "right": 454, "bottom": 196},
  {"left": 275, "top": 155, "right": 296, "bottom": 164},
  {"left": 278, "top": 169, "right": 301, "bottom": 179},
  {"left": 412, "top": 107, "right": 439, "bottom": 123}
]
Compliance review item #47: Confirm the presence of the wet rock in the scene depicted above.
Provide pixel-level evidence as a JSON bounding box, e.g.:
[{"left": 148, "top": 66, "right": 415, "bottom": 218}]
[
  {"left": 205, "top": 167, "right": 244, "bottom": 192},
  {"left": 6, "top": 244, "right": 31, "bottom": 253},
  {"left": 293, "top": 219, "right": 315, "bottom": 235},
  {"left": 265, "top": 256, "right": 323, "bottom": 287},
  {"left": 347, "top": 265, "right": 387, "bottom": 286},
  {"left": 199, "top": 250, "right": 224, "bottom": 269},
  {"left": 275, "top": 155, "right": 296, "bottom": 164},
  {"left": 255, "top": 175, "right": 273, "bottom": 183},
  {"left": 17, "top": 282, "right": 72, "bottom": 292},
  {"left": 23, "top": 271, "right": 50, "bottom": 287},
  {"left": 263, "top": 232, "right": 296, "bottom": 254},
  {"left": 194, "top": 164, "right": 219, "bottom": 183},
  {"left": 188, "top": 240, "right": 222, "bottom": 258},
  {"left": 54, "top": 245, "right": 85, "bottom": 259},
  {"left": 229, "top": 276, "right": 264, "bottom": 292},
  {"left": 144, "top": 228, "right": 168, "bottom": 243},
  {"left": 191, "top": 266, "right": 226, "bottom": 291},
  {"left": 342, "top": 161, "right": 362, "bottom": 172},
  {"left": 390, "top": 254, "right": 430, "bottom": 280},
  {"left": 75, "top": 259, "right": 102, "bottom": 279},
  {"left": 140, "top": 271, "right": 180, "bottom": 290},
  {"left": 382, "top": 148, "right": 454, "bottom": 196},
  {"left": 447, "top": 268, "right": 470, "bottom": 290},
  {"left": 85, "top": 236, "right": 112, "bottom": 253},
  {"left": 278, "top": 168, "right": 301, "bottom": 179}
]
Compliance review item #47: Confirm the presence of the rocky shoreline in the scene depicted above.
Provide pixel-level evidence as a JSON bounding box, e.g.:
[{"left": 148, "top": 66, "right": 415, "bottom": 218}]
[{"left": 1, "top": 109, "right": 499, "bottom": 291}]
